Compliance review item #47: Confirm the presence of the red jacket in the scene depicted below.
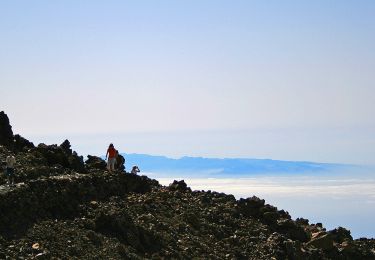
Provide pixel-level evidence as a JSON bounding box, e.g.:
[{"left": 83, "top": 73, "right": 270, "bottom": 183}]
[{"left": 107, "top": 147, "right": 117, "bottom": 158}]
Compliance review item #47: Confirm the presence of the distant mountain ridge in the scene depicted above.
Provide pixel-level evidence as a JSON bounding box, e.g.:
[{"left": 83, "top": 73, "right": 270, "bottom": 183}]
[{"left": 123, "top": 153, "right": 352, "bottom": 176}]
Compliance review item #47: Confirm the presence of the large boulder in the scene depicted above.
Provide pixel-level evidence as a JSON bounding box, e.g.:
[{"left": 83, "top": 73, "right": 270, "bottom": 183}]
[
  {"left": 60, "top": 139, "right": 72, "bottom": 154},
  {"left": 168, "top": 180, "right": 191, "bottom": 192},
  {"left": 329, "top": 227, "right": 353, "bottom": 243},
  {"left": 85, "top": 155, "right": 107, "bottom": 170},
  {"left": 237, "top": 196, "right": 265, "bottom": 217},
  {"left": 277, "top": 219, "right": 309, "bottom": 242},
  {"left": 0, "top": 111, "right": 13, "bottom": 146}
]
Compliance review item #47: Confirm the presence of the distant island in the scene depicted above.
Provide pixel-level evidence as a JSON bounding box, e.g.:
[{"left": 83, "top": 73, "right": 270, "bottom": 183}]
[{"left": 123, "top": 153, "right": 355, "bottom": 176}]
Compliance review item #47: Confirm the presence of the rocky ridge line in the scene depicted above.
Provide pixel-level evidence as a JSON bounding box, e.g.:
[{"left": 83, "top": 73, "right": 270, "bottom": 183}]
[{"left": 0, "top": 111, "right": 374, "bottom": 259}]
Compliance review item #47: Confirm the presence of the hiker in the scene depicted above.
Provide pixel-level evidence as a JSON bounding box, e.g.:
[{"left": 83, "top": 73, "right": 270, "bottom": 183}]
[
  {"left": 131, "top": 165, "right": 140, "bottom": 175},
  {"left": 6, "top": 154, "right": 16, "bottom": 186},
  {"left": 105, "top": 143, "right": 117, "bottom": 172}
]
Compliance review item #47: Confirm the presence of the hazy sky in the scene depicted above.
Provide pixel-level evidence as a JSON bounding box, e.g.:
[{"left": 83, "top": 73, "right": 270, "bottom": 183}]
[{"left": 1, "top": 1, "right": 374, "bottom": 164}]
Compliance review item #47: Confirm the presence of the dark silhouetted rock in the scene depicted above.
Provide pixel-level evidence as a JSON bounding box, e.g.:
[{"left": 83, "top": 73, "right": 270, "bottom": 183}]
[
  {"left": 85, "top": 155, "right": 107, "bottom": 170},
  {"left": 13, "top": 134, "right": 34, "bottom": 152},
  {"left": 329, "top": 226, "right": 353, "bottom": 243},
  {"left": 296, "top": 217, "right": 309, "bottom": 226},
  {"left": 35, "top": 143, "right": 85, "bottom": 172},
  {"left": 168, "top": 180, "right": 191, "bottom": 192},
  {"left": 0, "top": 111, "right": 13, "bottom": 146},
  {"left": 60, "top": 139, "right": 72, "bottom": 154},
  {"left": 237, "top": 196, "right": 265, "bottom": 217},
  {"left": 263, "top": 211, "right": 279, "bottom": 225}
]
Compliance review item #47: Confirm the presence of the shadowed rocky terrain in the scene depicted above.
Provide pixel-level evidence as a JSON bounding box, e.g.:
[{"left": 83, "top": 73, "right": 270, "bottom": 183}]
[{"left": 1, "top": 111, "right": 375, "bottom": 259}]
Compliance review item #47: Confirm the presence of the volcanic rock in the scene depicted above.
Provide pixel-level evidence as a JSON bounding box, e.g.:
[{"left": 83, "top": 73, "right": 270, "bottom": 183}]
[
  {"left": 85, "top": 155, "right": 107, "bottom": 170},
  {"left": 13, "top": 134, "right": 35, "bottom": 152},
  {"left": 307, "top": 231, "right": 334, "bottom": 250},
  {"left": 0, "top": 111, "right": 13, "bottom": 146},
  {"left": 168, "top": 180, "right": 191, "bottom": 192},
  {"left": 329, "top": 226, "right": 353, "bottom": 243}
]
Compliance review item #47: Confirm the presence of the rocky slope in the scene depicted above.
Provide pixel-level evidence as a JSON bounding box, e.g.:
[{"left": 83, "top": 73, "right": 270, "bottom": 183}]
[{"left": 0, "top": 111, "right": 375, "bottom": 260}]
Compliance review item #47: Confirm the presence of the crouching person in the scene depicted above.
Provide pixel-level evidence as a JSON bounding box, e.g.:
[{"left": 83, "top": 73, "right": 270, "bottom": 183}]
[{"left": 131, "top": 165, "right": 140, "bottom": 175}]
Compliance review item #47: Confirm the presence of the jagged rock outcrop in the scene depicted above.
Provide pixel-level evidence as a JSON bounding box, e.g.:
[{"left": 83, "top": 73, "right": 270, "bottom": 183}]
[
  {"left": 12, "top": 134, "right": 34, "bottom": 152},
  {"left": 85, "top": 155, "right": 107, "bottom": 170},
  {"left": 0, "top": 111, "right": 13, "bottom": 146},
  {"left": 0, "top": 111, "right": 35, "bottom": 152},
  {"left": 1, "top": 111, "right": 375, "bottom": 259},
  {"left": 168, "top": 179, "right": 191, "bottom": 192},
  {"left": 35, "top": 141, "right": 85, "bottom": 172}
]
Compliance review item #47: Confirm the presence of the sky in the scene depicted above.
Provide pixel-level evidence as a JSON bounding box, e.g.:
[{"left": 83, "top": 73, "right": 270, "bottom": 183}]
[{"left": 1, "top": 1, "right": 375, "bottom": 164}]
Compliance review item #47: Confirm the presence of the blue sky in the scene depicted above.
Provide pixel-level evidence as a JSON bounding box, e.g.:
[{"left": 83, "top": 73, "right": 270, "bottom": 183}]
[{"left": 1, "top": 1, "right": 375, "bottom": 164}]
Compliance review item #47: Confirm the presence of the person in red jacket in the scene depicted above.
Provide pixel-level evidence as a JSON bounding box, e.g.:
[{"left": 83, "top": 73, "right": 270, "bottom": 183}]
[{"left": 105, "top": 143, "right": 117, "bottom": 172}]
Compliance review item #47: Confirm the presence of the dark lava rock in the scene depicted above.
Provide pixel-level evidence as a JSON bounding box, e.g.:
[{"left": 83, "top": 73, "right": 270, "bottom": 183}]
[
  {"left": 13, "top": 134, "right": 35, "bottom": 152},
  {"left": 263, "top": 211, "right": 280, "bottom": 225},
  {"left": 237, "top": 196, "right": 265, "bottom": 217},
  {"left": 329, "top": 226, "right": 353, "bottom": 243},
  {"left": 277, "top": 219, "right": 309, "bottom": 242},
  {"left": 307, "top": 231, "right": 334, "bottom": 250},
  {"left": 60, "top": 139, "right": 72, "bottom": 153},
  {"left": 35, "top": 142, "right": 85, "bottom": 172},
  {"left": 0, "top": 111, "right": 13, "bottom": 147},
  {"left": 85, "top": 155, "right": 107, "bottom": 170},
  {"left": 168, "top": 180, "right": 191, "bottom": 192},
  {"left": 94, "top": 210, "right": 161, "bottom": 253}
]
